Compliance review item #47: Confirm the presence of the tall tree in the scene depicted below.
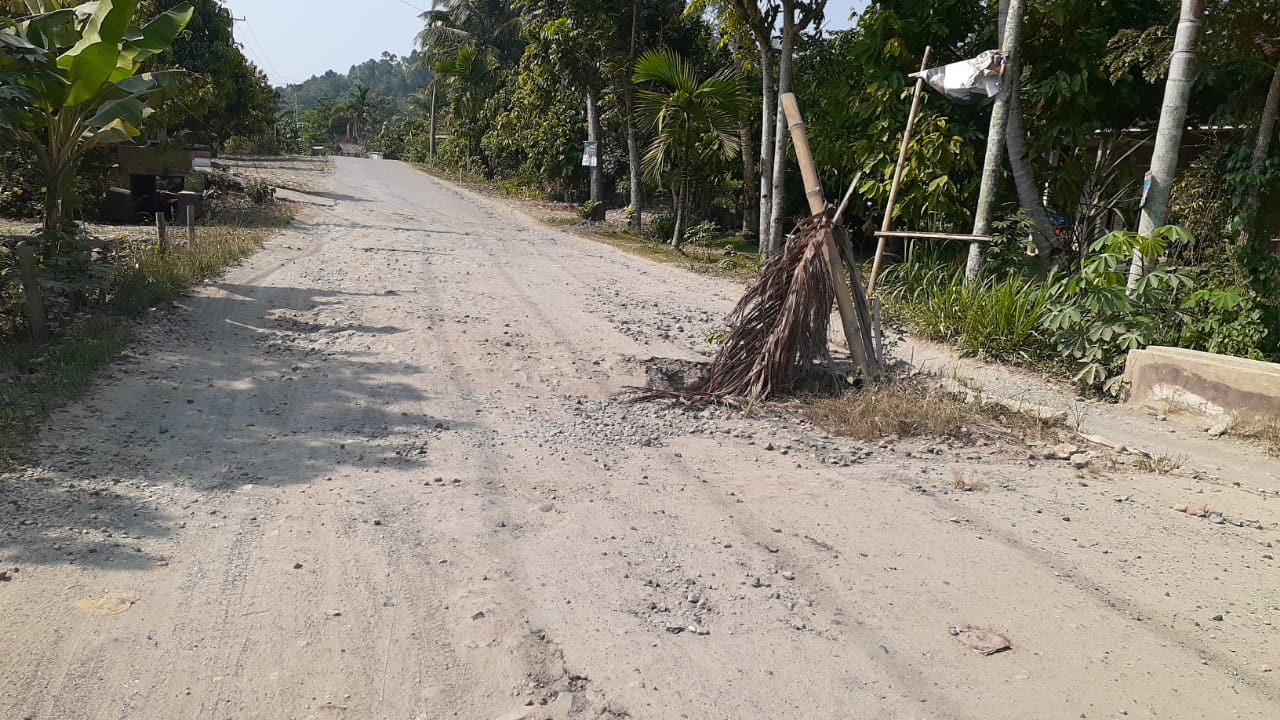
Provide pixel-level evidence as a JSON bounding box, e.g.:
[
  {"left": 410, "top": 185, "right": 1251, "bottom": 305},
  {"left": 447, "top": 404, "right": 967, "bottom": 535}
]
[
  {"left": 764, "top": 0, "right": 825, "bottom": 255},
  {"left": 634, "top": 48, "right": 746, "bottom": 247},
  {"left": 1128, "top": 0, "right": 1203, "bottom": 291},
  {"left": 432, "top": 44, "right": 500, "bottom": 157},
  {"left": 966, "top": 0, "right": 1025, "bottom": 279},
  {"left": 416, "top": 0, "right": 525, "bottom": 67},
  {"left": 141, "top": 0, "right": 278, "bottom": 146}
]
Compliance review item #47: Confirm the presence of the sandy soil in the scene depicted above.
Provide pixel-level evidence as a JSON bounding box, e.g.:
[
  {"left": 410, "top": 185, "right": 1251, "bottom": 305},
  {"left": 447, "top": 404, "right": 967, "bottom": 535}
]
[{"left": 2, "top": 157, "right": 1278, "bottom": 720}]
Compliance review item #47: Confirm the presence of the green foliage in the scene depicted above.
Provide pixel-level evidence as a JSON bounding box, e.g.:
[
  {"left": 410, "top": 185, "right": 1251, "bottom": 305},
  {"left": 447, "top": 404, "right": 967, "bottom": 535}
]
[
  {"left": 885, "top": 261, "right": 1055, "bottom": 365},
  {"left": 1042, "top": 226, "right": 1196, "bottom": 393},
  {"left": 281, "top": 52, "right": 433, "bottom": 111},
  {"left": 0, "top": 0, "right": 194, "bottom": 238},
  {"left": 140, "top": 0, "right": 278, "bottom": 147}
]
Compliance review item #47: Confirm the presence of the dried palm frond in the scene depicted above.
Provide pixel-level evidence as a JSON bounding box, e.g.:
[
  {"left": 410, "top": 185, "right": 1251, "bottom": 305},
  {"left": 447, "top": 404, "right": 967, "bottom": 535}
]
[{"left": 632, "top": 213, "right": 838, "bottom": 406}]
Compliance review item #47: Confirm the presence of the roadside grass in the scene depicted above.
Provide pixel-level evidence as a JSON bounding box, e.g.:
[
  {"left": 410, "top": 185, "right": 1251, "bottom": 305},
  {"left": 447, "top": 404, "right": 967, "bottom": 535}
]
[
  {"left": 1226, "top": 413, "right": 1280, "bottom": 456},
  {"left": 799, "top": 375, "right": 1061, "bottom": 444},
  {"left": 0, "top": 203, "right": 295, "bottom": 466},
  {"left": 577, "top": 225, "right": 762, "bottom": 281}
]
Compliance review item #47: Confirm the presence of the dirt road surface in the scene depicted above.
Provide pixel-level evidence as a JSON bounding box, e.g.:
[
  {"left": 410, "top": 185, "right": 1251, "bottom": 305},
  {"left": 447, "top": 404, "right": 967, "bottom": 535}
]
[{"left": 3, "top": 157, "right": 1279, "bottom": 720}]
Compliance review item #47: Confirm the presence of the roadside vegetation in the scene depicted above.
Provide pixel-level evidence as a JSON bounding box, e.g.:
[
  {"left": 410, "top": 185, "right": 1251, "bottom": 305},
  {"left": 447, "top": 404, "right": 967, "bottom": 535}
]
[
  {"left": 4, "top": 0, "right": 1279, "bottom": 450},
  {"left": 0, "top": 202, "right": 294, "bottom": 466},
  {"left": 799, "top": 375, "right": 1061, "bottom": 444},
  {"left": 254, "top": 0, "right": 1280, "bottom": 396},
  {"left": 1, "top": 0, "right": 296, "bottom": 464}
]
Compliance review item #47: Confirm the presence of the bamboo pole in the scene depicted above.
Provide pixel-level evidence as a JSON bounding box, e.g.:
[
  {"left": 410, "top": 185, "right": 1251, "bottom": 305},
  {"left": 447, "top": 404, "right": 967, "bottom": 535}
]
[
  {"left": 781, "top": 92, "right": 879, "bottom": 379},
  {"left": 186, "top": 205, "right": 197, "bottom": 248},
  {"left": 867, "top": 46, "right": 932, "bottom": 297}
]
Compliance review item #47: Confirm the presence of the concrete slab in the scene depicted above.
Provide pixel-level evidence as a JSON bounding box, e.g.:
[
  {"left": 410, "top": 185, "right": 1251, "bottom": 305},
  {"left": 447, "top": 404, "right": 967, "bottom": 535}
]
[{"left": 1123, "top": 346, "right": 1280, "bottom": 417}]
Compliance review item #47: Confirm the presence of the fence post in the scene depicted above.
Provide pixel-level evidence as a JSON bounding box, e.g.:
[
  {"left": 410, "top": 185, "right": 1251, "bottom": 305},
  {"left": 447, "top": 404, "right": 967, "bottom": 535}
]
[
  {"left": 156, "top": 212, "right": 168, "bottom": 256},
  {"left": 15, "top": 244, "right": 49, "bottom": 345},
  {"left": 186, "top": 205, "right": 196, "bottom": 248}
]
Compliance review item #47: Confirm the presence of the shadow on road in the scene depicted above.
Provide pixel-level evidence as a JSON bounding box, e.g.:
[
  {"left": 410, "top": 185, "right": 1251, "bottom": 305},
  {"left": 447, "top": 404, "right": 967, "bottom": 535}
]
[{"left": 0, "top": 275, "right": 468, "bottom": 569}]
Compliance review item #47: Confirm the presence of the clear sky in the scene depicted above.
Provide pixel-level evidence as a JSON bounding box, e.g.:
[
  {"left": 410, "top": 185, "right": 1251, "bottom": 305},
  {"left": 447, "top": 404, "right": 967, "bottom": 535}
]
[{"left": 222, "top": 0, "right": 868, "bottom": 87}]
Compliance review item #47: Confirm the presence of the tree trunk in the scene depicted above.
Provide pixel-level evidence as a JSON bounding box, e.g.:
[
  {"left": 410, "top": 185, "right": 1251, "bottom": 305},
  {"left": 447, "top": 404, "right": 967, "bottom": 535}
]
[
  {"left": 997, "top": 0, "right": 1057, "bottom": 263},
  {"left": 429, "top": 83, "right": 438, "bottom": 158},
  {"left": 626, "top": 101, "right": 643, "bottom": 229},
  {"left": 966, "top": 0, "right": 1024, "bottom": 280},
  {"left": 626, "top": 0, "right": 642, "bottom": 230},
  {"left": 1128, "top": 0, "right": 1202, "bottom": 292},
  {"left": 671, "top": 177, "right": 687, "bottom": 248},
  {"left": 1240, "top": 59, "right": 1280, "bottom": 250},
  {"left": 757, "top": 49, "right": 776, "bottom": 252},
  {"left": 586, "top": 88, "right": 605, "bottom": 215},
  {"left": 767, "top": 7, "right": 797, "bottom": 255},
  {"left": 740, "top": 115, "right": 758, "bottom": 237}
]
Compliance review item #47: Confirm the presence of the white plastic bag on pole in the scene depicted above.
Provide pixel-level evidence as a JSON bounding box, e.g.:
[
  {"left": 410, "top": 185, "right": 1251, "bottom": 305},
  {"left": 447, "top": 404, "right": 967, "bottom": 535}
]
[{"left": 912, "top": 50, "right": 1006, "bottom": 104}]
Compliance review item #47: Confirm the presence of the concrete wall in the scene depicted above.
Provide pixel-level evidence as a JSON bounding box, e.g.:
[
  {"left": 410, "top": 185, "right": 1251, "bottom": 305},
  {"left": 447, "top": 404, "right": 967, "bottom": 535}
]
[{"left": 1123, "top": 346, "right": 1280, "bottom": 417}]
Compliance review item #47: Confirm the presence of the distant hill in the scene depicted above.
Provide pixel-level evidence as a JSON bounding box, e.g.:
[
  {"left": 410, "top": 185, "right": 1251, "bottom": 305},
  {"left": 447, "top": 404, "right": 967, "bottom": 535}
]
[{"left": 280, "top": 50, "right": 433, "bottom": 109}]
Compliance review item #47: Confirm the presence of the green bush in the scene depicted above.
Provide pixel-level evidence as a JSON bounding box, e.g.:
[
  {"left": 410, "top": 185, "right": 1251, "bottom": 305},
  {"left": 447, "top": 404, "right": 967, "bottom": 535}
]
[{"left": 1042, "top": 226, "right": 1195, "bottom": 393}]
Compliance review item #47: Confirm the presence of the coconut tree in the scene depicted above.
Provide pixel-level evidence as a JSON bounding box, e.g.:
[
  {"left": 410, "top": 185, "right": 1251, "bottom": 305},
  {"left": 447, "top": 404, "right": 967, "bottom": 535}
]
[
  {"left": 415, "top": 0, "right": 524, "bottom": 67},
  {"left": 634, "top": 48, "right": 747, "bottom": 248}
]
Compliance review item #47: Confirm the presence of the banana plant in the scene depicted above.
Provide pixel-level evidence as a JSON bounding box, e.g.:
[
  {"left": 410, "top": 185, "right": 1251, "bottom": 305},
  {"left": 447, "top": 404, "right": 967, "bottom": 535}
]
[{"left": 0, "top": 0, "right": 193, "bottom": 254}]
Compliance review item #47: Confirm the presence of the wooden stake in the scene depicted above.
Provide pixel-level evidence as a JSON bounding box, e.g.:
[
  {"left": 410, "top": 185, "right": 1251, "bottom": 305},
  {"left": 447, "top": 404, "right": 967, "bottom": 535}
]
[
  {"left": 834, "top": 170, "right": 865, "bottom": 225},
  {"left": 186, "top": 205, "right": 197, "bottom": 248},
  {"left": 156, "top": 212, "right": 168, "bottom": 256},
  {"left": 867, "top": 46, "right": 932, "bottom": 297},
  {"left": 15, "top": 244, "right": 49, "bottom": 345},
  {"left": 781, "top": 92, "right": 879, "bottom": 379}
]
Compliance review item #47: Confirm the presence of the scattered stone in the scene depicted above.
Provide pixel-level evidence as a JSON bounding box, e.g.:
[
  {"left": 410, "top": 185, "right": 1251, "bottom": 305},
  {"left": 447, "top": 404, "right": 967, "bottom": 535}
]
[
  {"left": 1187, "top": 504, "right": 1210, "bottom": 517},
  {"left": 538, "top": 503, "right": 554, "bottom": 513},
  {"left": 1208, "top": 514, "right": 1225, "bottom": 525},
  {"left": 293, "top": 562, "right": 303, "bottom": 570},
  {"left": 1207, "top": 418, "right": 1231, "bottom": 437},
  {"left": 688, "top": 624, "right": 710, "bottom": 636},
  {"left": 1211, "top": 614, "right": 1224, "bottom": 622},
  {"left": 372, "top": 519, "right": 383, "bottom": 526},
  {"left": 1052, "top": 443, "right": 1080, "bottom": 460},
  {"left": 781, "top": 570, "right": 795, "bottom": 581},
  {"left": 1069, "top": 453, "right": 1091, "bottom": 469},
  {"left": 551, "top": 691, "right": 575, "bottom": 712},
  {"left": 471, "top": 611, "right": 486, "bottom": 621},
  {"left": 1173, "top": 504, "right": 1188, "bottom": 513},
  {"left": 0, "top": 570, "right": 10, "bottom": 582},
  {"left": 665, "top": 623, "right": 685, "bottom": 634}
]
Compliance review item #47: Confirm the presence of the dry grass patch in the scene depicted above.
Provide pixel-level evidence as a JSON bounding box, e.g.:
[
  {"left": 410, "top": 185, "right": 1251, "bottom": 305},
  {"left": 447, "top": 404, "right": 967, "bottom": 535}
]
[
  {"left": 799, "top": 376, "right": 1061, "bottom": 443},
  {"left": 1227, "top": 413, "right": 1280, "bottom": 456}
]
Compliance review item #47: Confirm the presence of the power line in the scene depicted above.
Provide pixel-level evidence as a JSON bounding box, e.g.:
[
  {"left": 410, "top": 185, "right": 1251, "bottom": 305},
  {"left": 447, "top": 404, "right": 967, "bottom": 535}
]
[
  {"left": 238, "top": 18, "right": 297, "bottom": 85},
  {"left": 392, "top": 0, "right": 428, "bottom": 13}
]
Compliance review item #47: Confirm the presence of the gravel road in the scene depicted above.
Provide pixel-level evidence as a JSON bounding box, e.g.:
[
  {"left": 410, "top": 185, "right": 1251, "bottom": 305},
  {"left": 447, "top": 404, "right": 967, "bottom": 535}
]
[{"left": 2, "top": 157, "right": 1278, "bottom": 720}]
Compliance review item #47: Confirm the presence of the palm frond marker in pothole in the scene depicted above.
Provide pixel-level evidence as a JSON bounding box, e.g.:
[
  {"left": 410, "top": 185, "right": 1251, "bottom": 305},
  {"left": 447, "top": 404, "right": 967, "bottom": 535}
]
[{"left": 632, "top": 93, "right": 879, "bottom": 406}]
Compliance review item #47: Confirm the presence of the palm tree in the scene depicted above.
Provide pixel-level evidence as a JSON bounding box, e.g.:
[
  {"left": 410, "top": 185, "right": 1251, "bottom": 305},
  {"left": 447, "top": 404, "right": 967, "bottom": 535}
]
[
  {"left": 634, "top": 49, "right": 747, "bottom": 248},
  {"left": 415, "top": 0, "right": 524, "bottom": 66},
  {"left": 432, "top": 44, "right": 499, "bottom": 157},
  {"left": 341, "top": 84, "right": 378, "bottom": 145}
]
